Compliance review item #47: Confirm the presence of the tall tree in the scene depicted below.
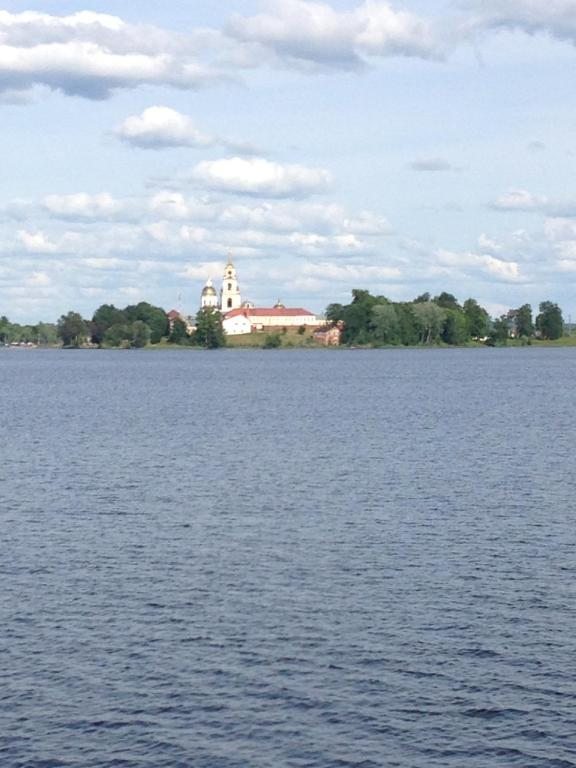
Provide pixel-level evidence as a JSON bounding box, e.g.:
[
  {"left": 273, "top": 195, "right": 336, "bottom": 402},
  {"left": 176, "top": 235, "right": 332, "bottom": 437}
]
[
  {"left": 441, "top": 309, "right": 469, "bottom": 345},
  {"left": 57, "top": 312, "right": 88, "bottom": 347},
  {"left": 192, "top": 308, "right": 226, "bottom": 348},
  {"left": 463, "top": 298, "right": 490, "bottom": 339},
  {"left": 131, "top": 321, "right": 151, "bottom": 348},
  {"left": 434, "top": 292, "right": 460, "bottom": 310},
  {"left": 168, "top": 318, "right": 188, "bottom": 344},
  {"left": 536, "top": 301, "right": 564, "bottom": 340},
  {"left": 411, "top": 302, "right": 445, "bottom": 344},
  {"left": 515, "top": 304, "right": 534, "bottom": 338},
  {"left": 372, "top": 304, "right": 400, "bottom": 345},
  {"left": 0, "top": 315, "right": 11, "bottom": 344},
  {"left": 125, "top": 302, "right": 168, "bottom": 343},
  {"left": 91, "top": 304, "right": 126, "bottom": 345},
  {"left": 325, "top": 303, "right": 344, "bottom": 323}
]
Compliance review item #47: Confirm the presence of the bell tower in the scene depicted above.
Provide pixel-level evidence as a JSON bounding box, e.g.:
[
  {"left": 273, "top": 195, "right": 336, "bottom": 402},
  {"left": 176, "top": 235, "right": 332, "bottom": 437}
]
[{"left": 220, "top": 257, "right": 241, "bottom": 312}]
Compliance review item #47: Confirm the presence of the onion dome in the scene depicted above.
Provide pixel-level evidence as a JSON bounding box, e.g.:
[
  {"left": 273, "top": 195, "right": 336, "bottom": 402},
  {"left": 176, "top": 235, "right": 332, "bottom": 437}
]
[{"left": 202, "top": 279, "right": 217, "bottom": 296}]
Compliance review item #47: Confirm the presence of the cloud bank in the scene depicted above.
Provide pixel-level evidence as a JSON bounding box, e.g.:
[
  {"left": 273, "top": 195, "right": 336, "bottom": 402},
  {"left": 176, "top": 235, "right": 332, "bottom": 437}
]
[
  {"left": 0, "top": 10, "right": 222, "bottom": 99},
  {"left": 226, "top": 0, "right": 443, "bottom": 70}
]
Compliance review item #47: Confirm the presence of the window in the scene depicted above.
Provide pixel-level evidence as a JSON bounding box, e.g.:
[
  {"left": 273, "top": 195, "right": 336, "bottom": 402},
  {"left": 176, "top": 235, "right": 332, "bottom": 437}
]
[
  {"left": 227, "top": 298, "right": 232, "bottom": 308},
  {"left": 228, "top": 283, "right": 232, "bottom": 290}
]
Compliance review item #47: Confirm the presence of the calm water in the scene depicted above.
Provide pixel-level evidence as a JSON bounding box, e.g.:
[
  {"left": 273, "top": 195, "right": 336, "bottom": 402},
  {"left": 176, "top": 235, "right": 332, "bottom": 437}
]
[{"left": 1, "top": 348, "right": 575, "bottom": 768}]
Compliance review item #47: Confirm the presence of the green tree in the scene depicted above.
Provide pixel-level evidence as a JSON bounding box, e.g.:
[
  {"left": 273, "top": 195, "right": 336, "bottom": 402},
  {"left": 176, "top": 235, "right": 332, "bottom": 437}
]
[
  {"left": 131, "top": 320, "right": 151, "bottom": 348},
  {"left": 396, "top": 303, "right": 419, "bottom": 345},
  {"left": 103, "top": 323, "right": 131, "bottom": 347},
  {"left": 372, "top": 303, "right": 400, "bottom": 345},
  {"left": 34, "top": 323, "right": 58, "bottom": 345},
  {"left": 536, "top": 301, "right": 563, "bottom": 340},
  {"left": 91, "top": 304, "right": 126, "bottom": 345},
  {"left": 57, "top": 312, "right": 88, "bottom": 347},
  {"left": 441, "top": 308, "right": 469, "bottom": 345},
  {"left": 463, "top": 298, "right": 490, "bottom": 339},
  {"left": 325, "top": 303, "right": 344, "bottom": 323},
  {"left": 125, "top": 302, "right": 168, "bottom": 343},
  {"left": 192, "top": 307, "right": 226, "bottom": 348},
  {"left": 168, "top": 318, "right": 188, "bottom": 344},
  {"left": 487, "top": 315, "right": 509, "bottom": 346},
  {"left": 411, "top": 302, "right": 445, "bottom": 344},
  {"left": 434, "top": 292, "right": 460, "bottom": 311},
  {"left": 515, "top": 304, "right": 534, "bottom": 338},
  {"left": 0, "top": 315, "right": 11, "bottom": 344}
]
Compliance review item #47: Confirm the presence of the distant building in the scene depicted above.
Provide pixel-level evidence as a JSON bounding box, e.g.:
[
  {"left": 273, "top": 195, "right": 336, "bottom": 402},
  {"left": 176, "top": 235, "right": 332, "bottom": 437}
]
[
  {"left": 199, "top": 259, "right": 323, "bottom": 336},
  {"left": 313, "top": 321, "right": 344, "bottom": 346},
  {"left": 200, "top": 279, "right": 219, "bottom": 309},
  {"left": 220, "top": 260, "right": 242, "bottom": 311},
  {"left": 167, "top": 309, "right": 195, "bottom": 334},
  {"left": 223, "top": 306, "right": 320, "bottom": 335}
]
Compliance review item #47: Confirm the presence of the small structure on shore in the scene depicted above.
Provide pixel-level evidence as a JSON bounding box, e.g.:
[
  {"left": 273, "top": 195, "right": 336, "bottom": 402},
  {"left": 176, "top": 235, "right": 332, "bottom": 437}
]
[{"left": 313, "top": 321, "right": 344, "bottom": 346}]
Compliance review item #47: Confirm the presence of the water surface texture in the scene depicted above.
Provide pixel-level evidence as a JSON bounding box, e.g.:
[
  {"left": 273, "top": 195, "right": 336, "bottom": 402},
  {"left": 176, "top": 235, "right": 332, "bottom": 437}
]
[{"left": 1, "top": 348, "right": 575, "bottom": 768}]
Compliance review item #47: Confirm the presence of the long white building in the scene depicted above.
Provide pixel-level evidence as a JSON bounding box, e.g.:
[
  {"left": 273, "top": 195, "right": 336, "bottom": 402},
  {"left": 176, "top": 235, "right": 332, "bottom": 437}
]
[{"left": 200, "top": 259, "right": 322, "bottom": 335}]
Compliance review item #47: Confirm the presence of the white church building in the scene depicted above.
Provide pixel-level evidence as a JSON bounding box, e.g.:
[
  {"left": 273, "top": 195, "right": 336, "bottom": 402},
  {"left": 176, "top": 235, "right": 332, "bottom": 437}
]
[{"left": 200, "top": 259, "right": 322, "bottom": 336}]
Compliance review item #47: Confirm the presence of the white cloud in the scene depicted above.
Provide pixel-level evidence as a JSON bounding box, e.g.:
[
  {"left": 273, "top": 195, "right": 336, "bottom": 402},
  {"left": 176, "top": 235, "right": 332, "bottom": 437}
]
[
  {"left": 181, "top": 261, "right": 225, "bottom": 281},
  {"left": 190, "top": 157, "right": 331, "bottom": 198},
  {"left": 544, "top": 217, "right": 576, "bottom": 244},
  {"left": 17, "top": 229, "right": 59, "bottom": 253},
  {"left": 436, "top": 248, "right": 521, "bottom": 281},
  {"left": 490, "top": 189, "right": 548, "bottom": 211},
  {"left": 468, "top": 0, "right": 576, "bottom": 47},
  {"left": 483, "top": 255, "right": 521, "bottom": 281},
  {"left": 116, "top": 106, "right": 214, "bottom": 149},
  {"left": 43, "top": 193, "right": 126, "bottom": 221},
  {"left": 226, "top": 0, "right": 442, "bottom": 70},
  {"left": 116, "top": 106, "right": 260, "bottom": 154},
  {"left": 0, "top": 10, "right": 223, "bottom": 99},
  {"left": 302, "top": 261, "right": 402, "bottom": 281},
  {"left": 478, "top": 233, "right": 502, "bottom": 253},
  {"left": 26, "top": 270, "right": 51, "bottom": 287}
]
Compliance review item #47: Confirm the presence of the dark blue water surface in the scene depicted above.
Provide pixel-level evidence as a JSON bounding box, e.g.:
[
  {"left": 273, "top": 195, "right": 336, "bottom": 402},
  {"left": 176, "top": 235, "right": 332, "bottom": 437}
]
[{"left": 1, "top": 348, "right": 575, "bottom": 768}]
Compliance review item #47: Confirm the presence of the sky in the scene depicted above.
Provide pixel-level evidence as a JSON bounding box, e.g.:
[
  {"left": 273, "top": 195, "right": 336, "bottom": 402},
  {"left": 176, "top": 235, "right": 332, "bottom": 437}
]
[{"left": 2, "top": 0, "right": 576, "bottom": 323}]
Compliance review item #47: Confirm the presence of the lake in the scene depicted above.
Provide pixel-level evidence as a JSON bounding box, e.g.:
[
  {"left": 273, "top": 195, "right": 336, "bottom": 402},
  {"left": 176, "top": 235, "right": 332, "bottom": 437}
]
[{"left": 1, "top": 348, "right": 575, "bottom": 768}]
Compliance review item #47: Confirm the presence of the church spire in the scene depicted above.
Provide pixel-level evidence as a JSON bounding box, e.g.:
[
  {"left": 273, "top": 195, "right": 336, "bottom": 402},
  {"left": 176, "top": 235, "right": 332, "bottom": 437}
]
[{"left": 220, "top": 256, "right": 242, "bottom": 312}]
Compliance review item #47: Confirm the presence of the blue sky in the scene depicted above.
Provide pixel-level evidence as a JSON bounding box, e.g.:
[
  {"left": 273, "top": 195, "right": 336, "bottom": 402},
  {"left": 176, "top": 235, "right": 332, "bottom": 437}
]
[{"left": 2, "top": 0, "right": 576, "bottom": 323}]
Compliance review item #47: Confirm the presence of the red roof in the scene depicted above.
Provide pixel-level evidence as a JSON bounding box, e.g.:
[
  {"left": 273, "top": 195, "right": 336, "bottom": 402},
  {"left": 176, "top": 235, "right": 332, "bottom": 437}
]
[
  {"left": 225, "top": 307, "right": 316, "bottom": 319},
  {"left": 167, "top": 309, "right": 181, "bottom": 320}
]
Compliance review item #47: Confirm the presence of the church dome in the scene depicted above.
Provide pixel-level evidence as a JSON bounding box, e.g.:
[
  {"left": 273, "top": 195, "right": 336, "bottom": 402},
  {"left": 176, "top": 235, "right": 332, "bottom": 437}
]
[
  {"left": 274, "top": 299, "right": 286, "bottom": 309},
  {"left": 202, "top": 279, "right": 217, "bottom": 296}
]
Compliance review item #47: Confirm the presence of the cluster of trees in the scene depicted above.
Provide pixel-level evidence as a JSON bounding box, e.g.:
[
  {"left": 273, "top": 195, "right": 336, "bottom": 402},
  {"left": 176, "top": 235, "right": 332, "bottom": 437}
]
[
  {"left": 55, "top": 303, "right": 226, "bottom": 349},
  {"left": 489, "top": 301, "right": 564, "bottom": 344},
  {"left": 89, "top": 302, "right": 169, "bottom": 347},
  {"left": 326, "top": 291, "right": 565, "bottom": 346},
  {"left": 0, "top": 316, "right": 58, "bottom": 345}
]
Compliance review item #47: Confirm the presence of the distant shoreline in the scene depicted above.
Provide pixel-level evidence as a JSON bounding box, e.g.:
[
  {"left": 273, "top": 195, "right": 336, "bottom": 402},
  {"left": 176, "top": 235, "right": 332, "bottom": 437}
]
[{"left": 3, "top": 338, "right": 576, "bottom": 352}]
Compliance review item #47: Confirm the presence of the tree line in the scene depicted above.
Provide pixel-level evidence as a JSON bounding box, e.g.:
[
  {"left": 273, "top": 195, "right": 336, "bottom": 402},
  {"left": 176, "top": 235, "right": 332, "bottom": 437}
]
[
  {"left": 0, "top": 292, "right": 567, "bottom": 349},
  {"left": 1, "top": 303, "right": 226, "bottom": 349},
  {"left": 325, "top": 290, "right": 565, "bottom": 346}
]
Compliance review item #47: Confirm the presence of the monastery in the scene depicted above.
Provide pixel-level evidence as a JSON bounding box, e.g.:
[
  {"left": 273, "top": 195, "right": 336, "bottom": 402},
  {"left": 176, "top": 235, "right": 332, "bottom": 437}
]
[{"left": 200, "top": 259, "right": 322, "bottom": 336}]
